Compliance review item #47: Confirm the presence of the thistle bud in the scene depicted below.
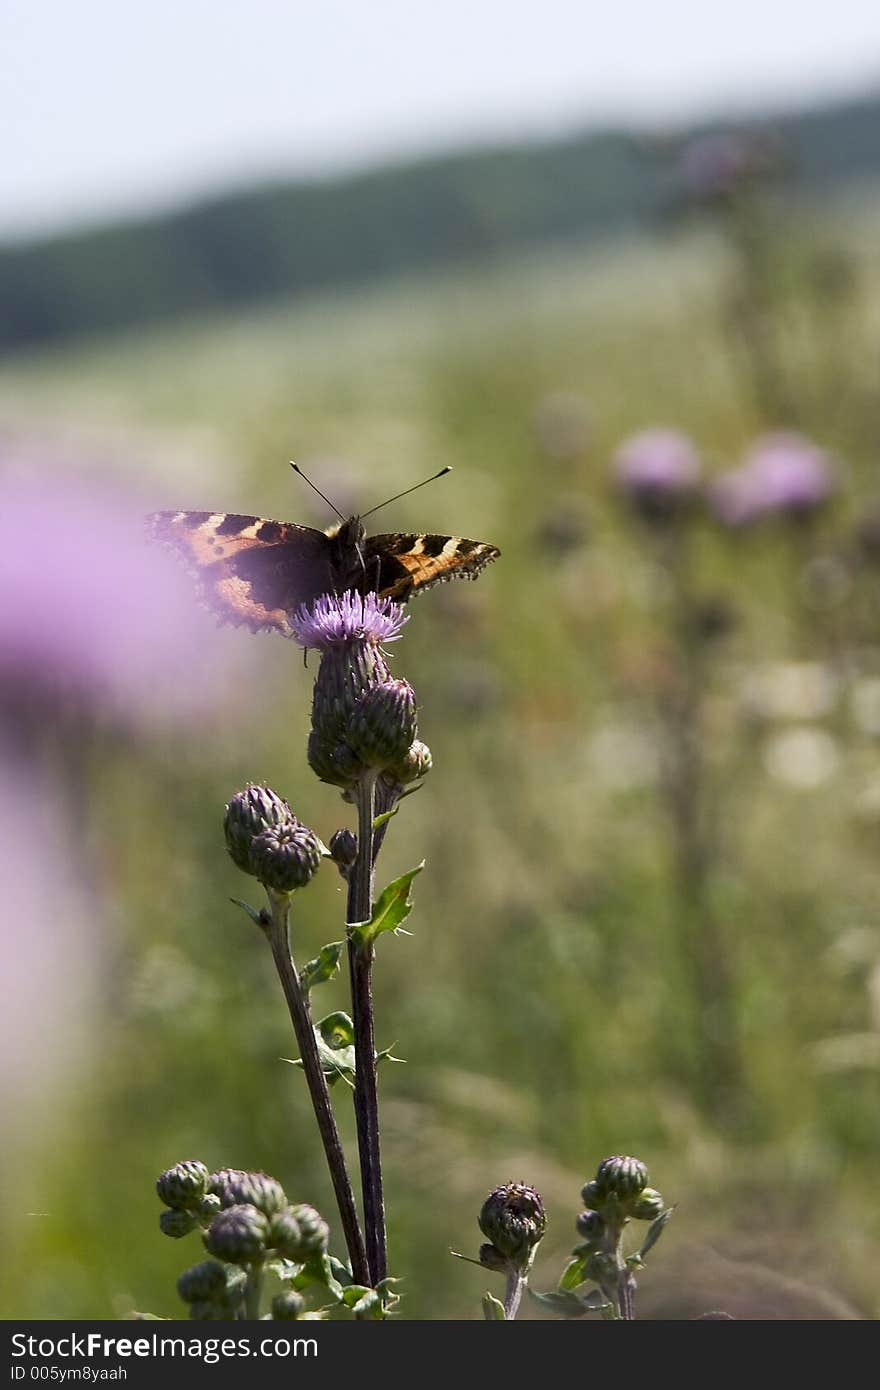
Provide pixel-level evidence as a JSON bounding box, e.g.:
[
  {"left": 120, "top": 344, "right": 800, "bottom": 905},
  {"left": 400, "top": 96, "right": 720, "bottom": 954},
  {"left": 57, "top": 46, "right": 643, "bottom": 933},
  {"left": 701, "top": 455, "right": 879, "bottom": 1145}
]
[
  {"left": 593, "top": 1155, "right": 648, "bottom": 1202},
  {"left": 580, "top": 1179, "right": 602, "bottom": 1208},
  {"left": 630, "top": 1188, "right": 665, "bottom": 1222},
  {"left": 347, "top": 679, "right": 417, "bottom": 770},
  {"left": 271, "top": 1291, "right": 306, "bottom": 1320},
  {"left": 385, "top": 738, "right": 432, "bottom": 786},
  {"left": 224, "top": 785, "right": 292, "bottom": 874},
  {"left": 211, "top": 1169, "right": 288, "bottom": 1217},
  {"left": 478, "top": 1182, "right": 546, "bottom": 1270},
  {"left": 196, "top": 1193, "right": 222, "bottom": 1223},
  {"left": 268, "top": 1203, "right": 329, "bottom": 1261},
  {"left": 478, "top": 1242, "right": 509, "bottom": 1272},
  {"left": 176, "top": 1260, "right": 228, "bottom": 1306},
  {"left": 159, "top": 1208, "right": 198, "bottom": 1239},
  {"left": 328, "top": 828, "right": 357, "bottom": 877},
  {"left": 249, "top": 821, "right": 323, "bottom": 894},
  {"left": 575, "top": 1209, "right": 604, "bottom": 1245},
  {"left": 203, "top": 1203, "right": 269, "bottom": 1265},
  {"left": 156, "top": 1159, "right": 210, "bottom": 1212},
  {"left": 307, "top": 730, "right": 367, "bottom": 789}
]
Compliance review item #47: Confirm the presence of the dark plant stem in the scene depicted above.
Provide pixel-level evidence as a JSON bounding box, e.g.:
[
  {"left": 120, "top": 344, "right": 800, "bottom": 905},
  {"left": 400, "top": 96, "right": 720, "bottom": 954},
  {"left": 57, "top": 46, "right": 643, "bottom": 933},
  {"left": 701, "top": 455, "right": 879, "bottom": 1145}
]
[
  {"left": 346, "top": 772, "right": 387, "bottom": 1285},
  {"left": 503, "top": 1269, "right": 526, "bottom": 1320},
  {"left": 265, "top": 891, "right": 369, "bottom": 1286},
  {"left": 657, "top": 528, "right": 745, "bottom": 1125}
]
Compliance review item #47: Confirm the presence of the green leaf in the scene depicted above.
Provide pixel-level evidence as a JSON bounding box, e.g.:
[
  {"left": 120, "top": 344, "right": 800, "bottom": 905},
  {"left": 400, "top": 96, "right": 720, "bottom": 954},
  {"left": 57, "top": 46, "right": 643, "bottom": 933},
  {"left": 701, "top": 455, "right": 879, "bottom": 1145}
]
[
  {"left": 482, "top": 1292, "right": 506, "bottom": 1320},
  {"left": 292, "top": 1253, "right": 345, "bottom": 1301},
  {"left": 350, "top": 862, "right": 424, "bottom": 948},
  {"left": 299, "top": 941, "right": 344, "bottom": 993},
  {"left": 558, "top": 1254, "right": 590, "bottom": 1291},
  {"left": 372, "top": 806, "right": 399, "bottom": 831},
  {"left": 327, "top": 1256, "right": 355, "bottom": 1288},
  {"left": 230, "top": 897, "right": 270, "bottom": 931},
  {"left": 529, "top": 1287, "right": 611, "bottom": 1318},
  {"left": 635, "top": 1205, "right": 675, "bottom": 1262}
]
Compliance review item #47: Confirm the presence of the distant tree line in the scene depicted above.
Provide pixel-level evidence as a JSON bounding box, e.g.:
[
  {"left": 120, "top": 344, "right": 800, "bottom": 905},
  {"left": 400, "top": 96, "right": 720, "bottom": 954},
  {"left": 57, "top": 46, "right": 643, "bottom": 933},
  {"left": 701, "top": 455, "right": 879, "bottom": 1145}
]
[{"left": 1, "top": 91, "right": 879, "bottom": 354}]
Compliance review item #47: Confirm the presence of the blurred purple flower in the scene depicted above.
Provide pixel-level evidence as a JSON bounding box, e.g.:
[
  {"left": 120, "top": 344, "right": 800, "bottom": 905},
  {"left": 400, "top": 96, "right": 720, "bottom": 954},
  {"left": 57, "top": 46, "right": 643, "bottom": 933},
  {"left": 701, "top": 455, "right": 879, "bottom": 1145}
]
[
  {"left": 0, "top": 470, "right": 240, "bottom": 726},
  {"left": 709, "top": 433, "right": 835, "bottom": 527},
  {"left": 679, "top": 130, "right": 781, "bottom": 203},
  {"left": 613, "top": 429, "right": 702, "bottom": 520}
]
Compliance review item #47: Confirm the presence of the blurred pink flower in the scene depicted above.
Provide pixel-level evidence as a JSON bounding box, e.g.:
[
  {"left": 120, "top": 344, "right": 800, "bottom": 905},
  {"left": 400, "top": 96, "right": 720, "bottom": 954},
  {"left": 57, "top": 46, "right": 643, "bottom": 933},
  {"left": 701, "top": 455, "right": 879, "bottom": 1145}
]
[
  {"left": 709, "top": 433, "right": 835, "bottom": 527},
  {"left": 613, "top": 429, "right": 702, "bottom": 520},
  {"left": 0, "top": 470, "right": 241, "bottom": 726}
]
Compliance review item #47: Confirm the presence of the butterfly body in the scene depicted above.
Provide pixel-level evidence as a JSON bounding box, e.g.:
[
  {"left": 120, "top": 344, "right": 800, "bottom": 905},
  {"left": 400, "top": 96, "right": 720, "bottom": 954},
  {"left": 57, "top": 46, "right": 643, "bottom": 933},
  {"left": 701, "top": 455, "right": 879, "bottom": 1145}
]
[{"left": 149, "top": 509, "right": 499, "bottom": 637}]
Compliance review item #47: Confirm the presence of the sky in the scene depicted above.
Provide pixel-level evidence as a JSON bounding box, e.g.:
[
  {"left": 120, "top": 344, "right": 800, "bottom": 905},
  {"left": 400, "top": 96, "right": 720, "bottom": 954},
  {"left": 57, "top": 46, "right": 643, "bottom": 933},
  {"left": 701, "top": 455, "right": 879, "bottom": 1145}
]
[{"left": 4, "top": 1, "right": 880, "bottom": 242}]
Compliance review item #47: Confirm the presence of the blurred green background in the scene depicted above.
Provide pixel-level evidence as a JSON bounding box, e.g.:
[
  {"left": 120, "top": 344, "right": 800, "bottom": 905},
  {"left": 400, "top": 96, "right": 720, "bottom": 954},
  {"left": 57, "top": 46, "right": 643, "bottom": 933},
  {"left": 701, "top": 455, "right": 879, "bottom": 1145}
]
[{"left": 3, "top": 75, "right": 880, "bottom": 1320}]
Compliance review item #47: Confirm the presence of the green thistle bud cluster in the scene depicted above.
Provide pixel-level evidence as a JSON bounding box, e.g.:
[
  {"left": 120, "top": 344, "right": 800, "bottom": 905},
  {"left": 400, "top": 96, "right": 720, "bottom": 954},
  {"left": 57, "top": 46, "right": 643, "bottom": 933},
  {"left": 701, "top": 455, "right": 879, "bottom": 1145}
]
[
  {"left": 268, "top": 1204, "right": 330, "bottom": 1262},
  {"left": 223, "top": 785, "right": 323, "bottom": 894},
  {"left": 223, "top": 786, "right": 290, "bottom": 873},
  {"left": 199, "top": 1189, "right": 330, "bottom": 1269},
  {"left": 203, "top": 1204, "right": 270, "bottom": 1265},
  {"left": 176, "top": 1261, "right": 246, "bottom": 1320},
  {"left": 478, "top": 1182, "right": 546, "bottom": 1273},
  {"left": 575, "top": 1155, "right": 665, "bottom": 1253},
  {"left": 307, "top": 641, "right": 427, "bottom": 791},
  {"left": 208, "top": 1168, "right": 288, "bottom": 1217}
]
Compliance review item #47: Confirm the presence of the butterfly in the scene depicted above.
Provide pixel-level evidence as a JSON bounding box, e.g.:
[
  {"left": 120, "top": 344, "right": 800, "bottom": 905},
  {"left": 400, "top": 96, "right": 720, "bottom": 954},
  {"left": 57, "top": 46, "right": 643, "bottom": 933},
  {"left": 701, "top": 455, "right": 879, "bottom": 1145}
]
[{"left": 148, "top": 490, "right": 500, "bottom": 638}]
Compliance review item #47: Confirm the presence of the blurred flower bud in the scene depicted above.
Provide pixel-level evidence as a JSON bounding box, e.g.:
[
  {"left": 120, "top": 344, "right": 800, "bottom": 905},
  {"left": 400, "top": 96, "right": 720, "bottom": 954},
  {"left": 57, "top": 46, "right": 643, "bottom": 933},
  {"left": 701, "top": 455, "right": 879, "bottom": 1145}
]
[
  {"left": 580, "top": 1178, "right": 602, "bottom": 1208},
  {"left": 478, "top": 1182, "right": 546, "bottom": 1269},
  {"left": 250, "top": 820, "right": 323, "bottom": 894},
  {"left": 306, "top": 730, "right": 367, "bottom": 789},
  {"left": 575, "top": 1209, "right": 605, "bottom": 1245},
  {"left": 159, "top": 1208, "right": 198, "bottom": 1239},
  {"left": 224, "top": 785, "right": 292, "bottom": 874},
  {"left": 613, "top": 430, "right": 702, "bottom": 522},
  {"left": 629, "top": 1188, "right": 665, "bottom": 1222},
  {"left": 269, "top": 1203, "right": 329, "bottom": 1261},
  {"left": 196, "top": 1193, "right": 222, "bottom": 1223},
  {"left": 478, "top": 1242, "right": 509, "bottom": 1272},
  {"left": 156, "top": 1159, "right": 210, "bottom": 1212},
  {"left": 204, "top": 1204, "right": 269, "bottom": 1265},
  {"left": 328, "top": 827, "right": 358, "bottom": 877},
  {"left": 347, "top": 679, "right": 418, "bottom": 770},
  {"left": 271, "top": 1290, "right": 306, "bottom": 1320},
  {"left": 211, "top": 1169, "right": 288, "bottom": 1217},
  {"left": 385, "top": 738, "right": 432, "bottom": 786},
  {"left": 594, "top": 1155, "right": 649, "bottom": 1201},
  {"left": 176, "top": 1260, "right": 228, "bottom": 1306}
]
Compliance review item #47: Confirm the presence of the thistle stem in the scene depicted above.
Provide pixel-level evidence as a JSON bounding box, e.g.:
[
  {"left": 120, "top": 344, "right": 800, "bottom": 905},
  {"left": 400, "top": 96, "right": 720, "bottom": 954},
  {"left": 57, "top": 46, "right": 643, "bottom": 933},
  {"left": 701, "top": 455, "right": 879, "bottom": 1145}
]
[
  {"left": 244, "top": 1263, "right": 264, "bottom": 1320},
  {"left": 347, "top": 772, "right": 387, "bottom": 1285},
  {"left": 266, "top": 891, "right": 369, "bottom": 1286},
  {"left": 503, "top": 1269, "right": 526, "bottom": 1320}
]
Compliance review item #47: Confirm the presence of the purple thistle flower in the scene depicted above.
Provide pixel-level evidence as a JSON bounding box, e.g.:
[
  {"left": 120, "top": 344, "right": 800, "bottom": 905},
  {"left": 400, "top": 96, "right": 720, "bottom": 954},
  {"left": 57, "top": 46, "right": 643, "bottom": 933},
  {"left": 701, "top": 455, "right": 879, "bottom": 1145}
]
[
  {"left": 291, "top": 590, "right": 408, "bottom": 651},
  {"left": 613, "top": 429, "right": 702, "bottom": 520},
  {"left": 710, "top": 433, "right": 834, "bottom": 527}
]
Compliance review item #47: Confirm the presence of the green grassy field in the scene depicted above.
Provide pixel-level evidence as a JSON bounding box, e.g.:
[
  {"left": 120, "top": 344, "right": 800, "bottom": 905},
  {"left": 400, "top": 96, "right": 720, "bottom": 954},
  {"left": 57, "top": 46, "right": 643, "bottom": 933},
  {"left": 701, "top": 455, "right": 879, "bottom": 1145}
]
[{"left": 3, "top": 205, "right": 880, "bottom": 1319}]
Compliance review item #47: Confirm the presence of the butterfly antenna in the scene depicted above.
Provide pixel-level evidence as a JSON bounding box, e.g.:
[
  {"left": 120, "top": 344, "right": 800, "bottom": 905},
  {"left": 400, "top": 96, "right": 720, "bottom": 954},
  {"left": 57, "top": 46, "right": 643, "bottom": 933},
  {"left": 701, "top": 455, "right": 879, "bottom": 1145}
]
[
  {"left": 289, "top": 461, "right": 346, "bottom": 521},
  {"left": 360, "top": 466, "right": 452, "bottom": 520}
]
